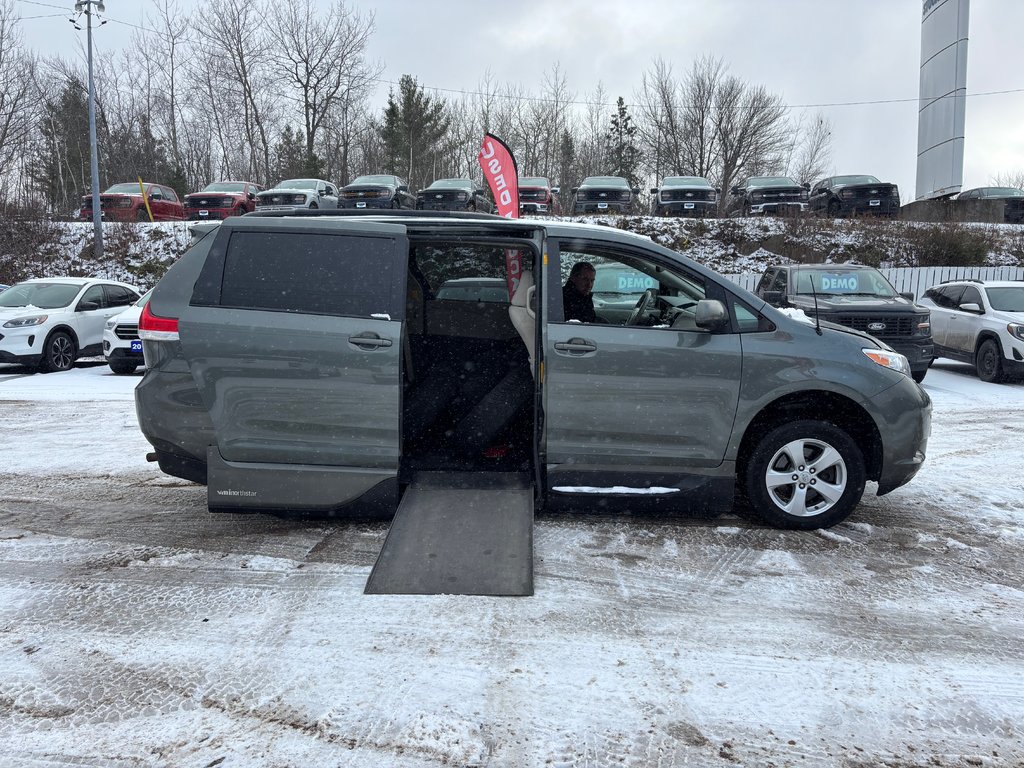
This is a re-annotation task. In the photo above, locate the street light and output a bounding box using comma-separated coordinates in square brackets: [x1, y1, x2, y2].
[72, 0, 107, 259]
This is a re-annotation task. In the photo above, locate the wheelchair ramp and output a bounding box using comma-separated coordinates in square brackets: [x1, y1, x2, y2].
[365, 473, 534, 596]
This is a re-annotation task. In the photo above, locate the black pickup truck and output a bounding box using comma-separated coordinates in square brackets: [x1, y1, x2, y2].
[754, 264, 933, 382]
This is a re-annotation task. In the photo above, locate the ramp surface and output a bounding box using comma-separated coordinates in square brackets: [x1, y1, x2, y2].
[365, 473, 533, 595]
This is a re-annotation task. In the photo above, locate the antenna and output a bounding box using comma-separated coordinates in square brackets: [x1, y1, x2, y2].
[808, 269, 823, 336]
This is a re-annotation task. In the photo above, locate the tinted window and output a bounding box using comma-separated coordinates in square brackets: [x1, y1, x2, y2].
[935, 285, 966, 308]
[959, 286, 983, 308]
[219, 232, 397, 317]
[104, 284, 138, 307]
[77, 285, 106, 309]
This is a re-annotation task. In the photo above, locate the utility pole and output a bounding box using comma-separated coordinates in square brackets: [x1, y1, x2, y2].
[72, 1, 107, 259]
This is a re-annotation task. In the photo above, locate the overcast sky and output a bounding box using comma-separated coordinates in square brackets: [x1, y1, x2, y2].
[15, 0, 1024, 200]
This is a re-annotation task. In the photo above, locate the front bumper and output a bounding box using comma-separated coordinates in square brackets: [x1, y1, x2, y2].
[520, 202, 550, 214]
[837, 199, 900, 216]
[339, 199, 394, 209]
[186, 207, 238, 220]
[748, 202, 807, 215]
[654, 200, 717, 217]
[873, 376, 932, 495]
[80, 209, 137, 222]
[254, 204, 306, 213]
[574, 201, 630, 214]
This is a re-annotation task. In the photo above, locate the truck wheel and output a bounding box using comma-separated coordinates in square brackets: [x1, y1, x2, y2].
[976, 338, 1005, 383]
[743, 420, 866, 529]
[827, 200, 841, 218]
[40, 331, 76, 373]
[136, 209, 149, 222]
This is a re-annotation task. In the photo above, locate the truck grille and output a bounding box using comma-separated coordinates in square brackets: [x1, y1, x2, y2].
[186, 197, 224, 208]
[663, 189, 712, 202]
[422, 190, 463, 202]
[578, 189, 631, 202]
[832, 315, 914, 337]
[114, 324, 139, 341]
[519, 189, 548, 200]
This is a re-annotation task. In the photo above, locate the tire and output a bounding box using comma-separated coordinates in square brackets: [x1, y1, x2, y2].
[109, 359, 139, 375]
[911, 368, 927, 383]
[975, 338, 1005, 383]
[743, 420, 866, 529]
[136, 209, 149, 222]
[827, 200, 841, 218]
[40, 331, 76, 373]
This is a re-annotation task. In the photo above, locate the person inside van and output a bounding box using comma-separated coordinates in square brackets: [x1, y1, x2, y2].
[562, 261, 598, 322]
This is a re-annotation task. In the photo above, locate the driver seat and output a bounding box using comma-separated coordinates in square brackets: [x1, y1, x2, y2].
[508, 270, 536, 377]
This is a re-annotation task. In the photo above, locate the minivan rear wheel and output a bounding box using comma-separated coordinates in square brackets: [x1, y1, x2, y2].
[743, 420, 866, 529]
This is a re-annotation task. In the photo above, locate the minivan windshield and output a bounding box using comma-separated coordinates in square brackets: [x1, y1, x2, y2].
[985, 286, 1024, 311]
[792, 268, 898, 298]
[0, 282, 82, 308]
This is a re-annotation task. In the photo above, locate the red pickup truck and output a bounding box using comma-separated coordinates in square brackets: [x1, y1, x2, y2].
[183, 181, 263, 220]
[79, 182, 185, 222]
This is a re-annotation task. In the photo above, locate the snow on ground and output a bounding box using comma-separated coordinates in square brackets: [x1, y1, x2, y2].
[1, 361, 1023, 767]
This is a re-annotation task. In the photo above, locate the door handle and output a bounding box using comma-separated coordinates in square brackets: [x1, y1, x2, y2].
[348, 333, 392, 350]
[554, 338, 597, 354]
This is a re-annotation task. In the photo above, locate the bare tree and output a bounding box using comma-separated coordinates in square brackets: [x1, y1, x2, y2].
[714, 77, 789, 202]
[0, 1, 40, 197]
[268, 0, 379, 177]
[991, 170, 1024, 190]
[787, 111, 833, 186]
[196, 0, 277, 182]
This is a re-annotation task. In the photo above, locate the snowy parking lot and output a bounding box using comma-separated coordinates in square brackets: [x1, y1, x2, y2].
[1, 361, 1023, 767]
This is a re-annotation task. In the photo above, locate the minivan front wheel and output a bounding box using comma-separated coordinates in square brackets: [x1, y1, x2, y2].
[744, 420, 865, 529]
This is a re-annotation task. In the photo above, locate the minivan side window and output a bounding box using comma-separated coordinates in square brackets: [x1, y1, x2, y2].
[218, 231, 396, 317]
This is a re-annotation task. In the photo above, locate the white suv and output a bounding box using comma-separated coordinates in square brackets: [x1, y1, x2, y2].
[920, 280, 1024, 382]
[0, 277, 141, 373]
[103, 288, 152, 374]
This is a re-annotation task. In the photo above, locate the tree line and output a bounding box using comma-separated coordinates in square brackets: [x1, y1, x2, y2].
[0, 0, 835, 217]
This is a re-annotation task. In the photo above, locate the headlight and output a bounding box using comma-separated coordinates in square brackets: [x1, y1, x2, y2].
[862, 348, 911, 376]
[456, 192, 468, 201]
[916, 314, 931, 336]
[117, 198, 133, 208]
[751, 192, 764, 202]
[291, 194, 308, 205]
[1008, 323, 1024, 341]
[708, 189, 717, 201]
[221, 198, 235, 207]
[3, 315, 49, 328]
[800, 190, 809, 201]
[840, 189, 854, 199]
[104, 317, 118, 330]
[891, 186, 900, 198]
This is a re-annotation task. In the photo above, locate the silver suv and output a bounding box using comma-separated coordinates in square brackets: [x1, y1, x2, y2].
[920, 280, 1024, 382]
[135, 212, 931, 530]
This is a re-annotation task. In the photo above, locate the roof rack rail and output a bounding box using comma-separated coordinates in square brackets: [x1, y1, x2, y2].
[938, 278, 985, 284]
[246, 208, 505, 220]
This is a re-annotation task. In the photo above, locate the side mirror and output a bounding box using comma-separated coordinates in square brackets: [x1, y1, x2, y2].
[731, 186, 742, 195]
[78, 300, 100, 312]
[248, 192, 255, 200]
[761, 290, 785, 306]
[550, 187, 560, 195]
[632, 187, 641, 194]
[398, 185, 408, 192]
[802, 182, 811, 191]
[900, 291, 915, 301]
[649, 187, 659, 194]
[695, 299, 729, 331]
[959, 302, 983, 314]
[571, 187, 578, 194]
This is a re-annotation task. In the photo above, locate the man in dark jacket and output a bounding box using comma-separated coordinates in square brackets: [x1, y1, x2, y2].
[562, 261, 598, 322]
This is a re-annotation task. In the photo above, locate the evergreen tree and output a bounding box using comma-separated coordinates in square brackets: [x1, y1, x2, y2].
[28, 78, 91, 214]
[273, 126, 308, 180]
[380, 75, 450, 189]
[604, 96, 642, 187]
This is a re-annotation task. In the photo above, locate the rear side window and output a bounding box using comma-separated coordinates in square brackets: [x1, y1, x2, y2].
[217, 231, 396, 317]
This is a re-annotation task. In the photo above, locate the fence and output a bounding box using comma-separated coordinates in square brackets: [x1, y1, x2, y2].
[723, 266, 1024, 297]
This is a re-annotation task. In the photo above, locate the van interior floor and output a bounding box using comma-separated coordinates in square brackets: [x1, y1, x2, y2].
[364, 472, 534, 596]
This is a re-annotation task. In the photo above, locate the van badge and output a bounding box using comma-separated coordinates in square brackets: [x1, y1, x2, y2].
[868, 322, 886, 331]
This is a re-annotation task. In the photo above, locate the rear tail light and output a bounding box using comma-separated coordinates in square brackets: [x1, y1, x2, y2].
[138, 303, 179, 341]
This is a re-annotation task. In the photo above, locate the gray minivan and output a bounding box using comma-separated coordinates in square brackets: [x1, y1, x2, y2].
[135, 212, 930, 532]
